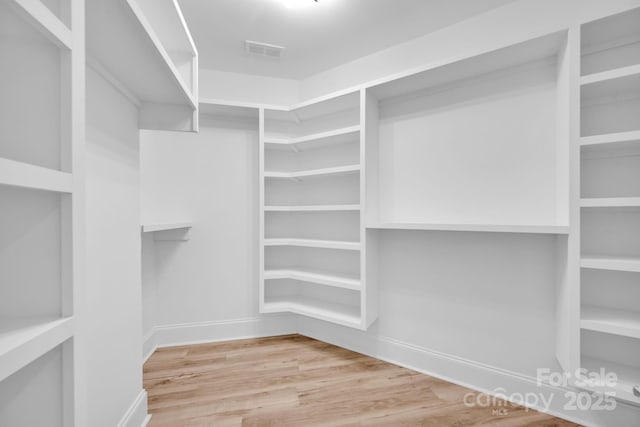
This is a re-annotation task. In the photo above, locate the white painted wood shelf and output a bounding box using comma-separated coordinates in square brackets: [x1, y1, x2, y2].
[580, 63, 640, 86]
[7, 0, 72, 49]
[264, 126, 360, 150]
[263, 296, 361, 329]
[581, 131, 640, 153]
[581, 197, 640, 208]
[0, 317, 74, 382]
[264, 204, 360, 212]
[581, 357, 640, 405]
[581, 255, 640, 272]
[86, 0, 198, 131]
[264, 238, 360, 251]
[0, 157, 73, 193]
[264, 269, 361, 291]
[367, 222, 570, 234]
[581, 305, 640, 339]
[264, 165, 360, 180]
[141, 221, 193, 233]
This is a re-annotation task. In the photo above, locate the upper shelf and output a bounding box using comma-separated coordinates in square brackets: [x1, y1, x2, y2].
[368, 31, 566, 102]
[264, 126, 360, 151]
[86, 0, 197, 130]
[367, 223, 569, 235]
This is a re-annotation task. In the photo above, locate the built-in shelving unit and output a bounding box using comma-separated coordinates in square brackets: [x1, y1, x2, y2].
[0, 0, 84, 424]
[575, 6, 640, 406]
[260, 90, 377, 330]
[86, 0, 199, 132]
[365, 31, 571, 234]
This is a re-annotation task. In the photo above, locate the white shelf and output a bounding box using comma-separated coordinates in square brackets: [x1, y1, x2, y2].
[263, 296, 361, 329]
[367, 222, 569, 234]
[581, 64, 640, 86]
[264, 269, 361, 291]
[581, 255, 640, 273]
[581, 130, 640, 150]
[264, 125, 360, 149]
[581, 197, 640, 208]
[7, 0, 72, 49]
[141, 221, 193, 233]
[581, 357, 640, 405]
[264, 165, 360, 180]
[264, 204, 360, 212]
[0, 157, 73, 193]
[581, 305, 640, 339]
[86, 0, 196, 121]
[264, 238, 360, 251]
[581, 71, 640, 106]
[0, 317, 74, 382]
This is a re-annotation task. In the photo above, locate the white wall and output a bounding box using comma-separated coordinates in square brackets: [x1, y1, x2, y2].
[85, 67, 146, 427]
[141, 115, 294, 347]
[199, 69, 299, 106]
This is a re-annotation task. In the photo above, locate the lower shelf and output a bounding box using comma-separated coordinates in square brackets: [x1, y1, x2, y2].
[581, 305, 640, 339]
[0, 316, 74, 382]
[581, 357, 640, 405]
[262, 296, 361, 329]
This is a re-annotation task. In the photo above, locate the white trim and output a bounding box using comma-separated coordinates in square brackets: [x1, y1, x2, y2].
[143, 314, 297, 360]
[117, 390, 150, 427]
[296, 318, 640, 427]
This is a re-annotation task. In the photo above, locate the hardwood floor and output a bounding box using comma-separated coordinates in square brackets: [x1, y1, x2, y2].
[143, 335, 581, 427]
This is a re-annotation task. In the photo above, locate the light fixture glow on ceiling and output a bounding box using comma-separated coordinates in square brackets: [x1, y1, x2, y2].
[279, 0, 318, 10]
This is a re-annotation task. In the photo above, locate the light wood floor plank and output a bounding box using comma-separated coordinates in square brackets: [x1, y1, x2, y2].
[144, 334, 581, 427]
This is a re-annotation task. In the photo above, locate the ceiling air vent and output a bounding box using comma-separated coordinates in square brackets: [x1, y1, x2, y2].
[245, 40, 285, 59]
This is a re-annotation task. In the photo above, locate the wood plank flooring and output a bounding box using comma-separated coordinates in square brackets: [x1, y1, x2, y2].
[143, 334, 581, 427]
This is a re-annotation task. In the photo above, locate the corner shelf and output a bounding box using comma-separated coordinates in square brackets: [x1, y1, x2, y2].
[367, 222, 569, 235]
[581, 255, 640, 273]
[264, 204, 360, 212]
[0, 157, 72, 193]
[581, 197, 640, 208]
[581, 305, 640, 339]
[264, 269, 361, 291]
[264, 238, 360, 251]
[263, 296, 361, 329]
[264, 165, 360, 180]
[581, 357, 640, 405]
[0, 317, 74, 382]
[264, 126, 360, 150]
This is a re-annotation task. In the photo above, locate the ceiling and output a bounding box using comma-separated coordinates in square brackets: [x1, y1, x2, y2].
[178, 0, 517, 80]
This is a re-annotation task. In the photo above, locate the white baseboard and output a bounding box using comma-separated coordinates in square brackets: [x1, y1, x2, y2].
[143, 314, 297, 362]
[140, 315, 640, 427]
[117, 390, 150, 427]
[297, 318, 640, 427]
